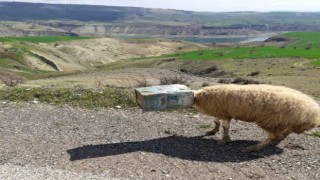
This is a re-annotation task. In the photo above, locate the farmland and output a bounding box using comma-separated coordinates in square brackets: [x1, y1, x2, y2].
[161, 32, 320, 64]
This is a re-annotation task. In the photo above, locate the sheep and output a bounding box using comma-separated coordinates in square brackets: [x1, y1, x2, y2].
[193, 84, 320, 152]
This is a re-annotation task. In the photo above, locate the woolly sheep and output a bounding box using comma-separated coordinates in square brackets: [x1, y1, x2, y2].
[193, 84, 320, 152]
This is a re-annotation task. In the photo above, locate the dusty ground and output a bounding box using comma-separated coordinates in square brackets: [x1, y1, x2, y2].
[1, 101, 319, 179]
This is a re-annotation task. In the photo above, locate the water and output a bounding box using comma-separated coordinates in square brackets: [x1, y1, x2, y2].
[118, 35, 270, 44]
[241, 36, 271, 43]
[174, 36, 270, 43]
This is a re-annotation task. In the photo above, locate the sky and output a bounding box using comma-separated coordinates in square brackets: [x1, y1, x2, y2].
[0, 0, 320, 12]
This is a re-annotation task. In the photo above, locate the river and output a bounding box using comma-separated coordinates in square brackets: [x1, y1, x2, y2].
[119, 35, 271, 44]
[174, 36, 271, 43]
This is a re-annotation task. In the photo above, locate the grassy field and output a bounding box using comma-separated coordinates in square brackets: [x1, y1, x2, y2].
[284, 32, 320, 49]
[161, 32, 320, 63]
[0, 36, 95, 43]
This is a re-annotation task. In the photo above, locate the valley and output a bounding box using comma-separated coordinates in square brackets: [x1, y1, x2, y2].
[1, 31, 320, 101]
[1, 1, 320, 179]
[0, 1, 319, 135]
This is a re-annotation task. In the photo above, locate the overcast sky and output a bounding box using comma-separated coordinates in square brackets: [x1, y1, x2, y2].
[1, 0, 320, 12]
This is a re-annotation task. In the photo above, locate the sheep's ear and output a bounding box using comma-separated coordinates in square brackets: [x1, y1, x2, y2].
[192, 90, 201, 96]
[192, 90, 202, 104]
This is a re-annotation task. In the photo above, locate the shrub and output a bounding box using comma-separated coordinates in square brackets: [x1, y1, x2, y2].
[248, 71, 260, 76]
[202, 82, 210, 87]
[232, 77, 260, 85]
[216, 52, 224, 56]
[136, 77, 149, 87]
[160, 75, 188, 86]
[218, 77, 259, 85]
[1, 74, 24, 87]
[198, 52, 204, 56]
[218, 78, 233, 84]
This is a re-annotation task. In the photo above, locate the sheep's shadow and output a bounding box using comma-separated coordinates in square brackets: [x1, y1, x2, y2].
[67, 135, 283, 162]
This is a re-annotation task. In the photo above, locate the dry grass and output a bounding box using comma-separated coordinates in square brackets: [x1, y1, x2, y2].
[1, 74, 25, 87]
[0, 87, 136, 108]
[160, 75, 189, 86]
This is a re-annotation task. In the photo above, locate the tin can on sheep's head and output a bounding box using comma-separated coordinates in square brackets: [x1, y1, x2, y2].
[135, 84, 194, 111]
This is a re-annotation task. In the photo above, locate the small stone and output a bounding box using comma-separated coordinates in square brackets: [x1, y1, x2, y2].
[115, 106, 122, 109]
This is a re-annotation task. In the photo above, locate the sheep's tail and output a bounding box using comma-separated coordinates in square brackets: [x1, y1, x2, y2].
[315, 107, 320, 128]
[317, 112, 320, 127]
[316, 102, 320, 127]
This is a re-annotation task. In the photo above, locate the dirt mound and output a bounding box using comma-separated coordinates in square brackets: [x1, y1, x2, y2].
[264, 36, 291, 42]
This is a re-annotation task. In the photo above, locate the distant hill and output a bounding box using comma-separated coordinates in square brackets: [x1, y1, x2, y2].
[0, 2, 144, 22]
[1, 2, 320, 37]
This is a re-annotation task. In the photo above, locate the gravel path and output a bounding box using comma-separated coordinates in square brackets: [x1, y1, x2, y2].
[0, 101, 320, 179]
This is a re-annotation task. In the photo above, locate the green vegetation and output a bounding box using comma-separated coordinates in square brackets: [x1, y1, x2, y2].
[312, 60, 320, 66]
[284, 32, 320, 49]
[163, 46, 320, 60]
[0, 50, 45, 75]
[0, 56, 37, 73]
[311, 131, 320, 137]
[0, 36, 95, 43]
[198, 124, 211, 129]
[0, 87, 136, 109]
[161, 32, 320, 61]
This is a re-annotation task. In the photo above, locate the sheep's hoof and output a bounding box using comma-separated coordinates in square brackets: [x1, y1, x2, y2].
[218, 137, 230, 145]
[205, 130, 218, 136]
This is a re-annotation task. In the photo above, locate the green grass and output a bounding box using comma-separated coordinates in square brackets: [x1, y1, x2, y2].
[311, 131, 320, 137]
[0, 57, 34, 72]
[284, 32, 320, 49]
[312, 59, 320, 66]
[161, 32, 320, 61]
[163, 46, 320, 60]
[198, 124, 212, 129]
[0, 87, 136, 109]
[0, 49, 41, 74]
[0, 36, 95, 43]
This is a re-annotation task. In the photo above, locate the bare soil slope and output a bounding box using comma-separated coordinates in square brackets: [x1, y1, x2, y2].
[0, 37, 204, 73]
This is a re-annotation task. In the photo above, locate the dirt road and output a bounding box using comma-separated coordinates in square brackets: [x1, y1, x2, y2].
[0, 102, 319, 179]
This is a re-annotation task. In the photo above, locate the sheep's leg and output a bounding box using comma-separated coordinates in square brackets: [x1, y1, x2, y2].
[218, 119, 231, 144]
[205, 118, 220, 136]
[241, 131, 288, 152]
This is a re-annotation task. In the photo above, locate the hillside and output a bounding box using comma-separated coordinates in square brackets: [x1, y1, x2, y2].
[0, 36, 204, 78]
[1, 2, 320, 37]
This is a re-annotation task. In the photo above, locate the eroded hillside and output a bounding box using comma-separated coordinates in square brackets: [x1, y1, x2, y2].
[0, 37, 205, 74]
